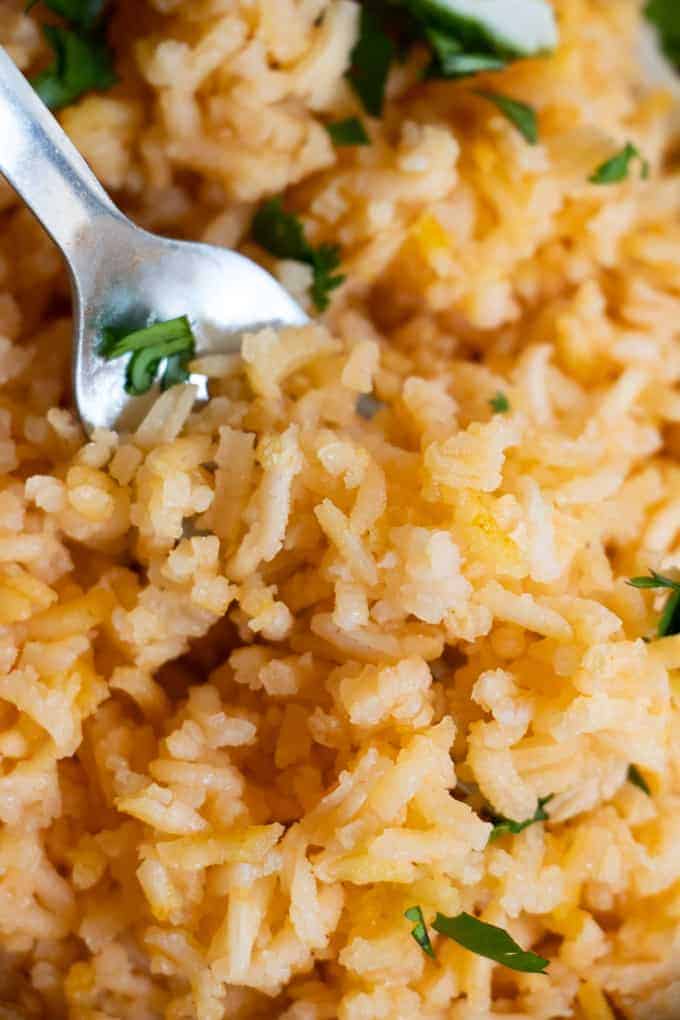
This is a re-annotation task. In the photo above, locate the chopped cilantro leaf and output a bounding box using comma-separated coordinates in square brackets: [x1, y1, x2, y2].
[347, 0, 558, 110]
[628, 570, 680, 637]
[348, 7, 395, 117]
[405, 906, 435, 957]
[627, 764, 651, 797]
[432, 50, 507, 76]
[99, 316, 195, 396]
[426, 26, 506, 77]
[27, 0, 108, 30]
[251, 198, 310, 265]
[489, 795, 554, 842]
[432, 912, 549, 973]
[309, 243, 345, 311]
[658, 588, 680, 637]
[405, 0, 558, 59]
[252, 198, 344, 311]
[475, 90, 538, 144]
[100, 317, 194, 360]
[628, 570, 680, 591]
[161, 351, 192, 391]
[589, 143, 649, 185]
[325, 117, 370, 146]
[489, 391, 510, 414]
[31, 23, 117, 111]
[126, 339, 190, 396]
[645, 0, 680, 69]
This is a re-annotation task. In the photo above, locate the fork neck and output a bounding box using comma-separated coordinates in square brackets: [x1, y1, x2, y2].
[0, 45, 125, 270]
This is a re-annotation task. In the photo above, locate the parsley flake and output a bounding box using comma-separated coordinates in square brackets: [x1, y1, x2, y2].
[325, 117, 370, 146]
[589, 143, 649, 185]
[27, 0, 108, 30]
[645, 0, 680, 69]
[405, 905, 435, 957]
[489, 391, 510, 414]
[252, 197, 344, 312]
[657, 591, 680, 636]
[628, 570, 680, 591]
[346, 0, 558, 114]
[31, 24, 117, 110]
[628, 570, 680, 637]
[489, 794, 554, 842]
[426, 27, 506, 78]
[99, 316, 195, 396]
[475, 90, 538, 144]
[347, 7, 395, 117]
[405, 906, 549, 974]
[406, 0, 558, 60]
[432, 912, 549, 974]
[627, 764, 651, 797]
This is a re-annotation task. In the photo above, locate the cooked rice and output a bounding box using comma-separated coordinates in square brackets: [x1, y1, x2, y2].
[1, 0, 680, 1017]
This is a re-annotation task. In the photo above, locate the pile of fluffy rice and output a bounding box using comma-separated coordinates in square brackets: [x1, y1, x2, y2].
[0, 0, 679, 1017]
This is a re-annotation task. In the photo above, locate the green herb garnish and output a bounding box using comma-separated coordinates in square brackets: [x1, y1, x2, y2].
[475, 90, 538, 144]
[407, 0, 558, 60]
[657, 590, 680, 636]
[628, 570, 680, 637]
[405, 905, 435, 957]
[31, 24, 116, 110]
[252, 197, 344, 312]
[325, 117, 370, 146]
[424, 25, 506, 77]
[627, 570, 680, 591]
[489, 794, 554, 841]
[432, 912, 549, 973]
[405, 907, 549, 974]
[28, 0, 115, 111]
[346, 0, 558, 114]
[160, 351, 193, 391]
[489, 391, 510, 414]
[645, 0, 680, 69]
[27, 0, 108, 30]
[99, 316, 195, 396]
[627, 764, 651, 797]
[348, 7, 395, 117]
[589, 143, 649, 185]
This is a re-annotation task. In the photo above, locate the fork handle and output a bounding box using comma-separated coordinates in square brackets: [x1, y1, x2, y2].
[0, 45, 122, 266]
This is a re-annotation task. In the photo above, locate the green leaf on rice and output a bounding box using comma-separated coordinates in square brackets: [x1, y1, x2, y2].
[628, 570, 680, 591]
[405, 0, 559, 59]
[627, 764, 652, 797]
[432, 912, 549, 973]
[27, 0, 116, 111]
[425, 26, 506, 77]
[406, 906, 549, 974]
[489, 391, 511, 413]
[31, 23, 117, 110]
[627, 571, 680, 637]
[488, 794, 554, 841]
[252, 197, 345, 311]
[325, 117, 370, 146]
[589, 143, 649, 185]
[405, 905, 435, 957]
[346, 0, 559, 113]
[645, 0, 680, 70]
[657, 588, 680, 637]
[475, 90, 539, 144]
[27, 0, 108, 30]
[347, 7, 395, 117]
